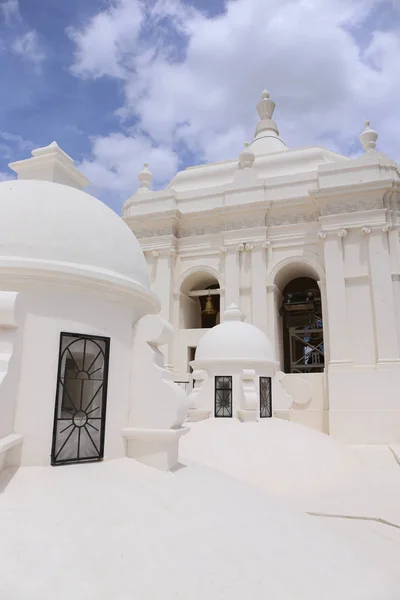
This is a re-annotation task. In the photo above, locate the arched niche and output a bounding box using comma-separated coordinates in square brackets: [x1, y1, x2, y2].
[179, 270, 221, 330]
[270, 259, 326, 373]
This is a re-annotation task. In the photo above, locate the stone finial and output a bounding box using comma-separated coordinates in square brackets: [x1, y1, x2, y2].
[137, 162, 152, 193]
[254, 89, 280, 141]
[360, 121, 378, 152]
[238, 142, 255, 169]
[224, 303, 243, 322]
[256, 89, 275, 121]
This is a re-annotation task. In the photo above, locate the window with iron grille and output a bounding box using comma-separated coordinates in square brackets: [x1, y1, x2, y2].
[51, 332, 110, 466]
[214, 376, 232, 418]
[260, 376, 272, 418]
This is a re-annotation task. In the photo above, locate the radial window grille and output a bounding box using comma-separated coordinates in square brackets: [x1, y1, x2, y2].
[260, 376, 272, 418]
[51, 332, 110, 466]
[214, 376, 233, 418]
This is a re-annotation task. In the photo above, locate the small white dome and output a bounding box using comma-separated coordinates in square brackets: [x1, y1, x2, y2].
[195, 304, 275, 363]
[0, 180, 155, 305]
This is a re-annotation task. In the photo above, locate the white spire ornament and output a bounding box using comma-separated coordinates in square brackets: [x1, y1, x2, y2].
[256, 89, 276, 121]
[137, 162, 152, 193]
[250, 89, 287, 156]
[360, 121, 378, 152]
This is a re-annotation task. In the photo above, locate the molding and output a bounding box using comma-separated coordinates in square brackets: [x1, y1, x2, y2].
[0, 433, 23, 454]
[319, 208, 388, 231]
[345, 274, 370, 283]
[0, 259, 160, 314]
[267, 211, 319, 227]
[310, 178, 396, 200]
[121, 427, 189, 442]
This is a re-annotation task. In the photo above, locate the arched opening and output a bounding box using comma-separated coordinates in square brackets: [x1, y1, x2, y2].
[179, 271, 221, 330]
[279, 277, 324, 373]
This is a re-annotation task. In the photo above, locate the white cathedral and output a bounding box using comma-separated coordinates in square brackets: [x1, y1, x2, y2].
[0, 90, 400, 599]
[124, 90, 400, 445]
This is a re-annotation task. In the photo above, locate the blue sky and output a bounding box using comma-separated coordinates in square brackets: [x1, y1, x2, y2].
[0, 0, 399, 213]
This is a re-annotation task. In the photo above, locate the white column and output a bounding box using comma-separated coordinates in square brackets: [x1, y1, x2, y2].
[364, 226, 400, 365]
[224, 245, 241, 308]
[250, 242, 268, 333]
[320, 229, 351, 365]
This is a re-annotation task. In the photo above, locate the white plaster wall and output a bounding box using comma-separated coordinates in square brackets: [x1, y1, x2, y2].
[346, 278, 376, 365]
[13, 289, 137, 466]
[328, 368, 400, 443]
[191, 361, 275, 418]
[0, 328, 23, 440]
[283, 373, 327, 433]
[175, 328, 209, 380]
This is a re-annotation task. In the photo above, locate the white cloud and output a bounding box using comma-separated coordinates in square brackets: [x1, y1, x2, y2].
[68, 0, 144, 79]
[0, 0, 20, 23]
[69, 0, 400, 205]
[0, 131, 34, 163]
[79, 132, 179, 207]
[12, 30, 46, 67]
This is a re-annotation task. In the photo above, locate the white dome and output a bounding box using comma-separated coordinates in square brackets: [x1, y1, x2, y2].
[0, 459, 398, 599]
[0, 180, 156, 305]
[195, 304, 275, 363]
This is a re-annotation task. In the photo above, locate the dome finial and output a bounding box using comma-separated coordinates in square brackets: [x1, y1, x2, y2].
[238, 141, 255, 169]
[360, 121, 378, 152]
[250, 88, 287, 155]
[137, 162, 152, 193]
[224, 303, 243, 322]
[256, 89, 275, 121]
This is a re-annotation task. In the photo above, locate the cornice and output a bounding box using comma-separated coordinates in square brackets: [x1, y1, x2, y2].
[319, 208, 388, 231]
[310, 178, 396, 201]
[0, 258, 160, 314]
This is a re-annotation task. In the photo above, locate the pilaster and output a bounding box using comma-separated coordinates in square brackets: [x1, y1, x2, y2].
[224, 244, 242, 308]
[363, 225, 400, 366]
[250, 241, 270, 334]
[318, 229, 351, 366]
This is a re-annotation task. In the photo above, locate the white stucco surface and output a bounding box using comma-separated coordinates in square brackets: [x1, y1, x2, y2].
[195, 305, 275, 364]
[123, 90, 400, 444]
[180, 418, 400, 525]
[0, 179, 150, 291]
[0, 458, 399, 599]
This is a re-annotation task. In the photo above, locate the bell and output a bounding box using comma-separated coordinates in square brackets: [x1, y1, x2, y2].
[202, 293, 217, 316]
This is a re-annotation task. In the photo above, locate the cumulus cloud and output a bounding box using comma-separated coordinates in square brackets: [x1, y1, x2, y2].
[79, 132, 179, 210]
[68, 0, 400, 204]
[12, 30, 46, 67]
[0, 0, 20, 23]
[0, 131, 34, 164]
[68, 0, 144, 79]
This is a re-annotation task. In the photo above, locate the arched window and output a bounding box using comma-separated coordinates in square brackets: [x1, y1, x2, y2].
[280, 277, 324, 374]
[179, 271, 220, 329]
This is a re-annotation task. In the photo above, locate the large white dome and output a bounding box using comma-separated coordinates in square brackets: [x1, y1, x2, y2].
[0, 180, 156, 306]
[195, 304, 275, 363]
